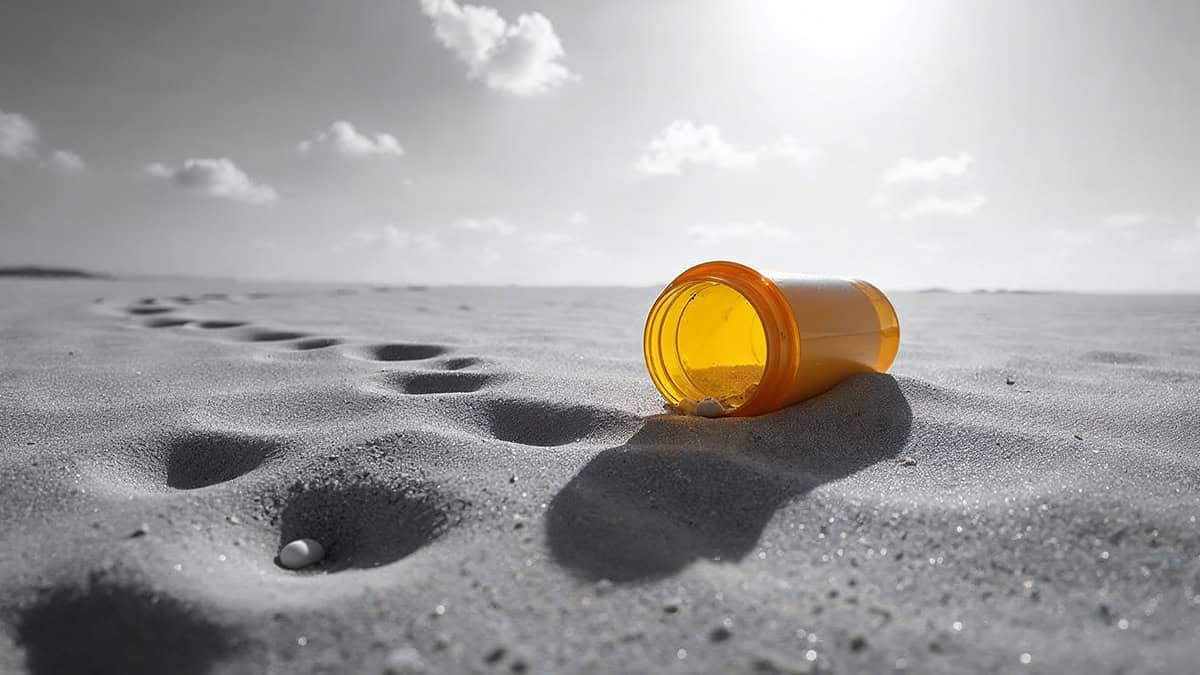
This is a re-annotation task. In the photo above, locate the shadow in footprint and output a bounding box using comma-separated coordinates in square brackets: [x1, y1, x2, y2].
[488, 399, 630, 447]
[194, 320, 246, 329]
[545, 374, 912, 582]
[166, 432, 281, 489]
[273, 480, 460, 572]
[442, 357, 481, 370]
[236, 328, 309, 342]
[289, 337, 342, 351]
[377, 371, 497, 394]
[358, 343, 448, 361]
[143, 317, 191, 328]
[126, 306, 173, 316]
[16, 582, 239, 675]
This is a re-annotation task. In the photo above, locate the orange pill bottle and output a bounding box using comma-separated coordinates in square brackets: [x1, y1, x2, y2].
[644, 261, 900, 417]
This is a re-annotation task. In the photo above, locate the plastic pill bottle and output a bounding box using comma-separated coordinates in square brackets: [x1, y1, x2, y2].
[644, 260, 900, 417]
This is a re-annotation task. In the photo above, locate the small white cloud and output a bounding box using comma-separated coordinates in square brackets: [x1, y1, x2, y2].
[419, 0, 576, 96]
[687, 221, 792, 242]
[452, 217, 517, 235]
[1, 111, 88, 174]
[882, 153, 974, 184]
[566, 210, 588, 226]
[771, 136, 822, 164]
[145, 158, 277, 205]
[47, 149, 86, 174]
[898, 194, 986, 219]
[298, 121, 404, 158]
[348, 225, 441, 251]
[635, 121, 758, 175]
[0, 110, 38, 159]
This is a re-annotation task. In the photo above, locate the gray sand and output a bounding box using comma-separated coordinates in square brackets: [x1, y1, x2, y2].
[1, 280, 1198, 674]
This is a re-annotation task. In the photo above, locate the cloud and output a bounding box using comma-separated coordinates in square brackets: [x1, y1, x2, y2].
[687, 221, 792, 242]
[898, 194, 986, 219]
[452, 217, 517, 235]
[419, 0, 576, 96]
[47, 149, 86, 174]
[346, 225, 440, 251]
[634, 121, 758, 175]
[882, 153, 974, 184]
[298, 121, 404, 158]
[566, 210, 588, 226]
[634, 122, 820, 176]
[0, 110, 38, 159]
[145, 158, 277, 205]
[1, 110, 87, 173]
[771, 136, 822, 165]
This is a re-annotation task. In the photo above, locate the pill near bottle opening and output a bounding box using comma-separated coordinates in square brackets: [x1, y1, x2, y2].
[693, 398, 727, 418]
[279, 538, 325, 569]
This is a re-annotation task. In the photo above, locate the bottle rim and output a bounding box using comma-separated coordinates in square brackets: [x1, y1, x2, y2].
[644, 260, 799, 416]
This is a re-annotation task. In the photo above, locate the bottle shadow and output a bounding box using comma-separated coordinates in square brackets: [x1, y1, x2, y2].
[545, 373, 913, 583]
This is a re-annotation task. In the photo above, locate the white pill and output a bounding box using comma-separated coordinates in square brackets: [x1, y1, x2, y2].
[279, 538, 325, 569]
[693, 398, 726, 418]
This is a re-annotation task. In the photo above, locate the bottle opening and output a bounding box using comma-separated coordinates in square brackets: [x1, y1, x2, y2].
[647, 278, 768, 412]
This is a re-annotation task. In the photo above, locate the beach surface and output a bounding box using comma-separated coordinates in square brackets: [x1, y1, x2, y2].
[1, 279, 1198, 674]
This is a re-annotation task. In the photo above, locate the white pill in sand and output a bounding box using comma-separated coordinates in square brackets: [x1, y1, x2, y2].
[279, 538, 325, 569]
[693, 398, 726, 418]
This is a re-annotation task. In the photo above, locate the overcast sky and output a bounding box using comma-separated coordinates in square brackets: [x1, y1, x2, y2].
[2, 0, 1198, 289]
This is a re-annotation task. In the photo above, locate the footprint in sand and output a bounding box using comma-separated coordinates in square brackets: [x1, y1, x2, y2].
[353, 343, 449, 362]
[143, 317, 192, 329]
[372, 370, 500, 395]
[265, 477, 464, 573]
[486, 399, 633, 447]
[192, 320, 246, 329]
[124, 305, 175, 316]
[288, 337, 342, 351]
[232, 328, 311, 343]
[161, 431, 285, 490]
[16, 582, 242, 675]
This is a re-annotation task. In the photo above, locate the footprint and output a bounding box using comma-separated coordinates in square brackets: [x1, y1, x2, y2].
[165, 431, 281, 489]
[357, 343, 448, 362]
[126, 306, 174, 316]
[269, 478, 462, 572]
[16, 582, 240, 675]
[143, 317, 191, 329]
[194, 320, 246, 329]
[235, 328, 309, 343]
[289, 337, 342, 351]
[486, 400, 628, 447]
[441, 357, 481, 371]
[377, 371, 497, 395]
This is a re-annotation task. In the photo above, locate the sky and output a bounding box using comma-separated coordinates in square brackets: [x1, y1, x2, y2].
[1, 0, 1199, 290]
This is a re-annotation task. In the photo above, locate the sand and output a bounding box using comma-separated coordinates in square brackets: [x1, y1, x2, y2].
[1, 278, 1198, 674]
